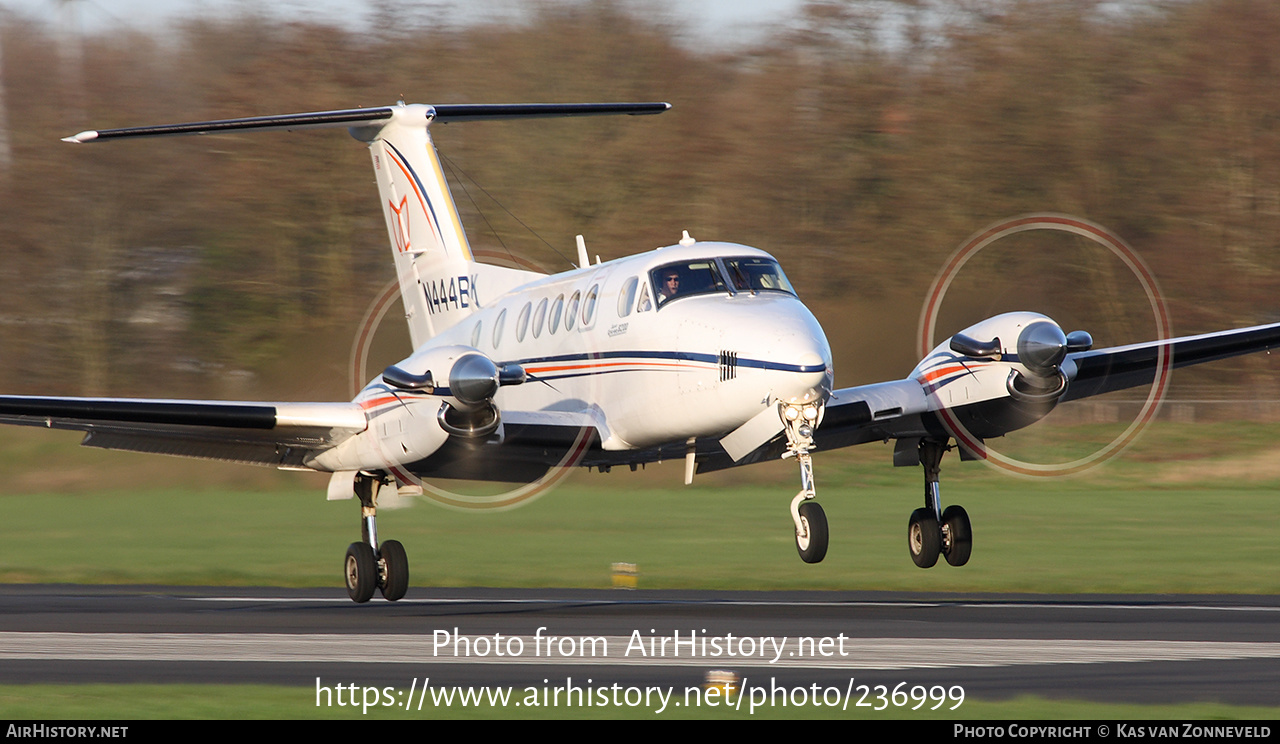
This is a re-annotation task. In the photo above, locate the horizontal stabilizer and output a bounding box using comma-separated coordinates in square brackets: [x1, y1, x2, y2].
[62, 102, 670, 143]
[429, 102, 670, 122]
[62, 108, 396, 143]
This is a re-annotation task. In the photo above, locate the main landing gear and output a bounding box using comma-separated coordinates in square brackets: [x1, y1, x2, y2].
[345, 473, 410, 603]
[782, 402, 828, 563]
[908, 439, 972, 568]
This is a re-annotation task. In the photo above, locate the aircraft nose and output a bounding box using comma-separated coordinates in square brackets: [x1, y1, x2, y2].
[785, 345, 833, 404]
[742, 300, 833, 405]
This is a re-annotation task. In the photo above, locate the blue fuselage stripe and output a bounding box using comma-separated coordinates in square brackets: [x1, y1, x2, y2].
[362, 352, 824, 398]
[512, 350, 825, 374]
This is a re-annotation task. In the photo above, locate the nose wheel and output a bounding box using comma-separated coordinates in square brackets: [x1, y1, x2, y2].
[345, 473, 411, 602]
[794, 498, 828, 563]
[908, 439, 972, 568]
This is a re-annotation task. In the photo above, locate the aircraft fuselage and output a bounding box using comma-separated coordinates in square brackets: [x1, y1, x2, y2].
[342, 241, 834, 475]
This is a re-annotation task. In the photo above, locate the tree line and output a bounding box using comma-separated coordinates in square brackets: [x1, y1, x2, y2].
[0, 0, 1276, 398]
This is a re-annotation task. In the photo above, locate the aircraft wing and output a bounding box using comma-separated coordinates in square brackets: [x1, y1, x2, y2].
[1061, 321, 1280, 401]
[0, 396, 366, 469]
[706, 320, 1280, 473]
[812, 379, 934, 449]
[810, 322, 1280, 447]
[699, 380, 934, 473]
[402, 407, 606, 482]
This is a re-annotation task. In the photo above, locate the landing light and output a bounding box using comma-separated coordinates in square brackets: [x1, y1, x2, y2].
[784, 406, 800, 421]
[803, 405, 819, 421]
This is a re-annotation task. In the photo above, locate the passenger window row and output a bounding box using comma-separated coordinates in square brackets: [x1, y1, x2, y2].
[471, 281, 616, 350]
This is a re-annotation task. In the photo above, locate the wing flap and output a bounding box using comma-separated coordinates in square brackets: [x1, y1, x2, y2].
[498, 408, 610, 449]
[80, 430, 313, 468]
[397, 408, 603, 482]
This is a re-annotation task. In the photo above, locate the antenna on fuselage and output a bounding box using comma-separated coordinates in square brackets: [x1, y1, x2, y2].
[575, 234, 589, 270]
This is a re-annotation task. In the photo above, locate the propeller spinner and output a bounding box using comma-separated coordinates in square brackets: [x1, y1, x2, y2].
[1007, 321, 1092, 402]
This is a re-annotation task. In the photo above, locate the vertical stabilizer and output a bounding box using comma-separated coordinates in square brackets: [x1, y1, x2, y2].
[356, 105, 475, 347]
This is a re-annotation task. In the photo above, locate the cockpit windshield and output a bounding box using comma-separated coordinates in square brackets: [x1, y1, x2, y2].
[722, 257, 796, 295]
[649, 256, 796, 308]
[651, 260, 729, 307]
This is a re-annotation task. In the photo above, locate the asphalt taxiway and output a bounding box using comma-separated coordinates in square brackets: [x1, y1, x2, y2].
[1, 586, 1277, 706]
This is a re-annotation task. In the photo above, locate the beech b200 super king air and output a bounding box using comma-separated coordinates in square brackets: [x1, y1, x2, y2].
[6, 102, 1279, 602]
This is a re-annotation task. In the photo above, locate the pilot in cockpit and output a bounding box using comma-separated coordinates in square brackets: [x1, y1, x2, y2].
[658, 268, 681, 302]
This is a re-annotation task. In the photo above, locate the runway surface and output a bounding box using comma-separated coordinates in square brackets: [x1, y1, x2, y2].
[2, 585, 1278, 707]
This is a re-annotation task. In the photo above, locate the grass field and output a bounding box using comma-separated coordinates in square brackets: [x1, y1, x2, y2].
[3, 477, 1279, 593]
[2, 422, 1279, 592]
[1, 421, 1278, 718]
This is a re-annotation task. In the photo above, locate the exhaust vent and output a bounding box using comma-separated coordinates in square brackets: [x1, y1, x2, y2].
[719, 350, 738, 381]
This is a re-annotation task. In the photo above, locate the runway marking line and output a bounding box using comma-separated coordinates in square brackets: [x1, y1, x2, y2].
[4, 633, 1280, 670]
[178, 596, 1280, 613]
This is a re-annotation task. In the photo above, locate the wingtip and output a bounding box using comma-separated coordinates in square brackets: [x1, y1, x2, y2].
[61, 130, 98, 144]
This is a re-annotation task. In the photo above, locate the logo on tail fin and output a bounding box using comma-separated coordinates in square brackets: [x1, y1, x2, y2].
[384, 142, 445, 256]
[388, 195, 411, 253]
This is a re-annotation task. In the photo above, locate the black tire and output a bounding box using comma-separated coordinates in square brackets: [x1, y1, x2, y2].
[379, 539, 410, 601]
[908, 508, 940, 568]
[795, 501, 829, 564]
[345, 542, 377, 603]
[941, 505, 972, 567]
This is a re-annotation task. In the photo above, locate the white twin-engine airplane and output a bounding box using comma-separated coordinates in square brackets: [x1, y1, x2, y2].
[6, 101, 1280, 602]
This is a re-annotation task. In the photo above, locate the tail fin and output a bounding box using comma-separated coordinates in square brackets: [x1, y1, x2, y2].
[361, 105, 475, 346]
[64, 101, 670, 347]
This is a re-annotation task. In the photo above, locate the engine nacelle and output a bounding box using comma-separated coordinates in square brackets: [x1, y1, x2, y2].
[307, 345, 525, 472]
[411, 346, 524, 438]
[940, 313, 1091, 404]
[306, 397, 450, 472]
[387, 345, 523, 408]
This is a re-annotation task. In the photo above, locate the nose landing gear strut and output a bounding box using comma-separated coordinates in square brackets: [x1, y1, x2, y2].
[782, 402, 828, 563]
